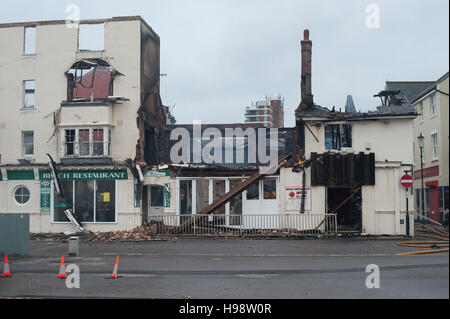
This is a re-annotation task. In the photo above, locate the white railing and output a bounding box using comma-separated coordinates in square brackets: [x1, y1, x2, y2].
[145, 213, 337, 236]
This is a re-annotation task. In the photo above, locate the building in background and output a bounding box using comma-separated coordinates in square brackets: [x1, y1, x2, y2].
[244, 96, 284, 128]
[410, 73, 449, 225]
[383, 73, 449, 225]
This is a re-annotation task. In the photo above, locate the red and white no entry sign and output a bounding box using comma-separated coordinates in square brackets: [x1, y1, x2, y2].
[400, 174, 414, 188]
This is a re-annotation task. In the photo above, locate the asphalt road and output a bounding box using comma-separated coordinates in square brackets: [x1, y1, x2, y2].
[0, 238, 448, 299]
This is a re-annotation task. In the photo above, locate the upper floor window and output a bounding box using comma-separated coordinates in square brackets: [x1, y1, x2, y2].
[431, 94, 437, 117]
[22, 131, 34, 156]
[418, 102, 424, 121]
[78, 24, 104, 51]
[325, 124, 352, 150]
[431, 132, 438, 160]
[23, 80, 35, 108]
[24, 27, 36, 55]
[63, 127, 111, 157]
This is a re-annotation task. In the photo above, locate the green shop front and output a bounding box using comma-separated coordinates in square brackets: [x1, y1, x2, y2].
[39, 168, 129, 227]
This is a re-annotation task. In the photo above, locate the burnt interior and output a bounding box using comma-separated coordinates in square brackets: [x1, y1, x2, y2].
[327, 187, 362, 231]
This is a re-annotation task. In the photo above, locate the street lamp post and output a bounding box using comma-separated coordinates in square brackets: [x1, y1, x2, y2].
[418, 133, 425, 222]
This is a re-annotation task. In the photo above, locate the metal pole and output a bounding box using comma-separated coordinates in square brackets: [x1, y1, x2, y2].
[406, 187, 410, 236]
[420, 147, 425, 223]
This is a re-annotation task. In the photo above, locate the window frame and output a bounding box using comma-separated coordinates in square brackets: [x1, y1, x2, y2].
[430, 94, 437, 118]
[24, 26, 36, 55]
[51, 179, 117, 224]
[418, 102, 424, 122]
[22, 131, 34, 156]
[62, 127, 111, 158]
[325, 123, 352, 151]
[23, 80, 35, 108]
[431, 131, 438, 161]
[13, 185, 31, 205]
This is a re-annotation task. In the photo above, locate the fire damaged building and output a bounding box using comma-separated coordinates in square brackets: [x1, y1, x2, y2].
[0, 16, 171, 233]
[138, 29, 417, 236]
[1, 20, 417, 236]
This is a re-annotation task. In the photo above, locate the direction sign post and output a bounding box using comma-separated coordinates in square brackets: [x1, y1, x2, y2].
[401, 174, 414, 236]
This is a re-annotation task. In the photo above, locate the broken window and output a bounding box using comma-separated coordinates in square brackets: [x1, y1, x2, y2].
[212, 180, 226, 225]
[92, 129, 104, 155]
[65, 129, 76, 155]
[246, 181, 259, 200]
[150, 185, 164, 207]
[78, 24, 104, 51]
[79, 129, 90, 156]
[229, 179, 243, 226]
[63, 128, 110, 157]
[263, 178, 277, 199]
[196, 179, 209, 213]
[66, 59, 115, 102]
[179, 180, 192, 223]
[24, 27, 36, 54]
[53, 179, 116, 223]
[75, 180, 95, 222]
[325, 124, 352, 150]
[23, 80, 35, 107]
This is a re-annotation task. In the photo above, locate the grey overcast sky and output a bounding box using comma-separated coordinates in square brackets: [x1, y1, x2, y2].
[1, 0, 449, 126]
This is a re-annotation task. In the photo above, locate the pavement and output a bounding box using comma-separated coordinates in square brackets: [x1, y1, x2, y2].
[0, 237, 448, 299]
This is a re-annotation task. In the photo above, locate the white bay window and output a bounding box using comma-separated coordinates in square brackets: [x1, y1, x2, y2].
[61, 127, 111, 157]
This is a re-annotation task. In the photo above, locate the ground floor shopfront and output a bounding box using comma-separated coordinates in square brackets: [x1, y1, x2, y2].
[0, 165, 140, 233]
[414, 165, 449, 225]
[140, 162, 414, 236]
[0, 162, 416, 235]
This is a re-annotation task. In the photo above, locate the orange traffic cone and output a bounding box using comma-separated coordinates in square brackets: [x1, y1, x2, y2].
[111, 256, 119, 279]
[58, 256, 66, 279]
[3, 254, 11, 277]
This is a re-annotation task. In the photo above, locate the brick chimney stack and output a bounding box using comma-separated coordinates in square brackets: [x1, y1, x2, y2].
[294, 29, 313, 163]
[298, 29, 313, 111]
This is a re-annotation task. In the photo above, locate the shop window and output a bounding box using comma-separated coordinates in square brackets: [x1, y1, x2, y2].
[213, 180, 226, 224]
[54, 181, 73, 222]
[13, 186, 30, 205]
[22, 131, 34, 156]
[53, 180, 116, 223]
[75, 180, 94, 222]
[229, 179, 243, 226]
[179, 180, 192, 220]
[246, 181, 259, 200]
[150, 185, 164, 207]
[195, 180, 209, 213]
[325, 124, 352, 150]
[263, 178, 277, 199]
[96, 180, 115, 222]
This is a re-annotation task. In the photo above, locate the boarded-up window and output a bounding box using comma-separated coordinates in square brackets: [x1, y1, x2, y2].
[24, 27, 36, 54]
